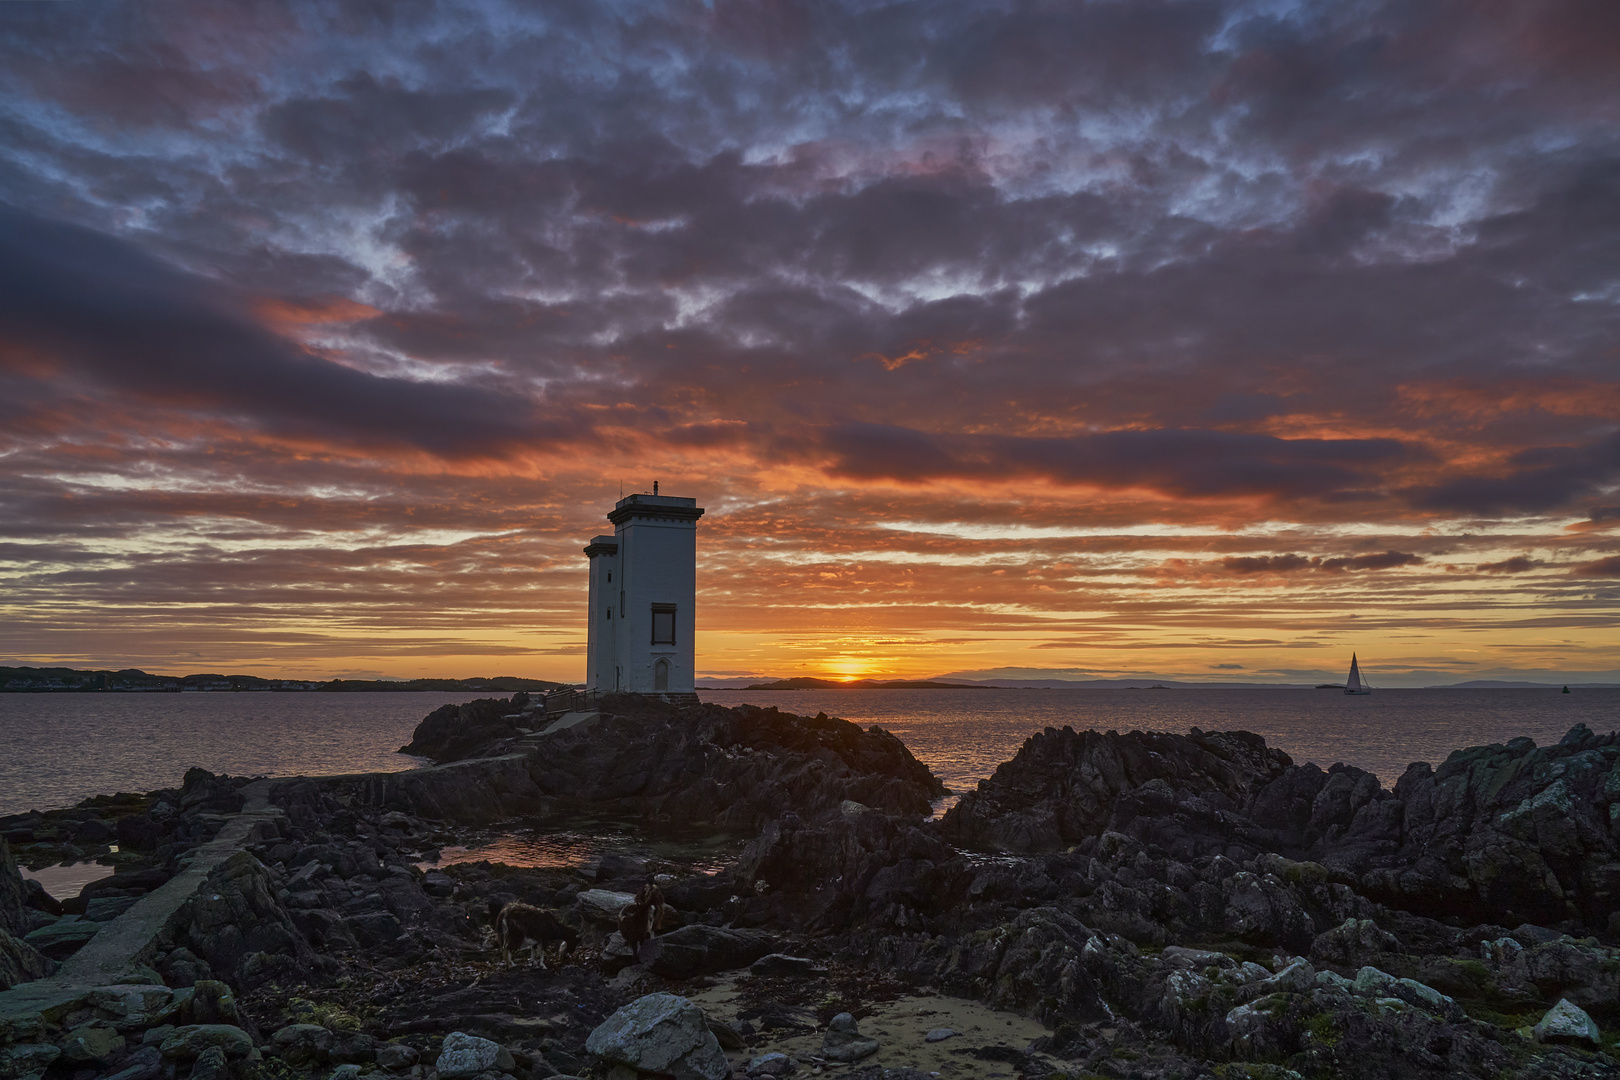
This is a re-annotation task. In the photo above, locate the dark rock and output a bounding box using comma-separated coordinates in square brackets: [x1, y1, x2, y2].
[157, 946, 215, 988]
[820, 1012, 878, 1063]
[399, 698, 529, 763]
[158, 1025, 254, 1061]
[178, 770, 246, 815]
[375, 1044, 419, 1071]
[160, 851, 315, 990]
[748, 953, 819, 977]
[187, 1046, 229, 1080]
[378, 698, 943, 828]
[185, 981, 240, 1026]
[60, 1022, 125, 1066]
[940, 726, 1292, 854]
[100, 1046, 162, 1080]
[24, 914, 101, 959]
[0, 926, 54, 989]
[0, 838, 41, 944]
[641, 925, 779, 979]
[86, 896, 139, 922]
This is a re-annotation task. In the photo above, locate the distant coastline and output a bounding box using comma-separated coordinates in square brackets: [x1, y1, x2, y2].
[744, 676, 991, 690]
[0, 664, 564, 694]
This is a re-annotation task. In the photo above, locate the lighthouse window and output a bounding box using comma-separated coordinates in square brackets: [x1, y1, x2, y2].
[651, 603, 677, 644]
[606, 607, 612, 619]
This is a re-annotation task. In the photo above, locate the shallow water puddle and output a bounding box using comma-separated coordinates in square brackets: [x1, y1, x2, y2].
[418, 823, 744, 875]
[21, 859, 117, 901]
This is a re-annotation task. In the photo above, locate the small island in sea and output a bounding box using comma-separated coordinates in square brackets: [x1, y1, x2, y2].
[3, 690, 1619, 1079]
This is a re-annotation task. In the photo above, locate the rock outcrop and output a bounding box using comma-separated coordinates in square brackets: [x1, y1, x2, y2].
[940, 721, 1620, 936]
[940, 726, 1293, 854]
[365, 697, 945, 828]
[398, 697, 527, 763]
[0, 839, 53, 989]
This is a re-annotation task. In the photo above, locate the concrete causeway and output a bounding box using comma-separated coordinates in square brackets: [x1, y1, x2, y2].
[0, 779, 281, 1027]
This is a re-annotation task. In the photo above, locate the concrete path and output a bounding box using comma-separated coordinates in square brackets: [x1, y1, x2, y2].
[0, 780, 281, 1026]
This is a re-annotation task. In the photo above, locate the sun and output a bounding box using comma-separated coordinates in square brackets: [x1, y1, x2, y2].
[824, 657, 881, 681]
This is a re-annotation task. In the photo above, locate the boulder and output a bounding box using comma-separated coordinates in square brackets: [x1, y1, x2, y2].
[750, 953, 819, 977]
[585, 993, 729, 1080]
[576, 889, 637, 925]
[820, 1012, 879, 1063]
[159, 1025, 255, 1061]
[375, 1044, 419, 1071]
[0, 1044, 60, 1079]
[60, 1022, 125, 1066]
[435, 1032, 514, 1078]
[86, 896, 139, 922]
[747, 1052, 797, 1076]
[1253, 959, 1315, 997]
[272, 1024, 335, 1067]
[1310, 918, 1398, 966]
[1533, 998, 1602, 1046]
[642, 925, 778, 979]
[23, 914, 100, 958]
[1162, 946, 1231, 969]
[88, 984, 175, 1029]
[186, 980, 240, 1026]
[271, 1023, 377, 1066]
[190, 1046, 230, 1080]
[100, 1046, 161, 1080]
[0, 927, 53, 989]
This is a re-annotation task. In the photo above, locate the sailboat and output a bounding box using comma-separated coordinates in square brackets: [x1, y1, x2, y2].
[1344, 653, 1373, 695]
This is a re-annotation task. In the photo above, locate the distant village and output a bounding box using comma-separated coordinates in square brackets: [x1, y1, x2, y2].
[0, 665, 562, 694]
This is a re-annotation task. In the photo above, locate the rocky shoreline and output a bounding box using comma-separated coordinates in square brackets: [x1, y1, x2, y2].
[2, 697, 1618, 1080]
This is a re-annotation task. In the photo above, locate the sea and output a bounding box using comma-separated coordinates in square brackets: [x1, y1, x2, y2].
[3, 686, 1615, 894]
[3, 686, 1613, 818]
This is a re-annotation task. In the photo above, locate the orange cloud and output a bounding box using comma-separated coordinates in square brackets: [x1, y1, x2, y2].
[254, 295, 382, 327]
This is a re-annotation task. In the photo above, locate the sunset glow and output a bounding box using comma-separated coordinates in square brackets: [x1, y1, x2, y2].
[2, 1, 1619, 686]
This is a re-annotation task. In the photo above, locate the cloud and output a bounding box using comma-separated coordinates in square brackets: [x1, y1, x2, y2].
[2, 0, 1620, 681]
[820, 423, 1418, 503]
[0, 202, 563, 458]
[1214, 551, 1424, 575]
[1479, 556, 1539, 573]
[1572, 556, 1620, 578]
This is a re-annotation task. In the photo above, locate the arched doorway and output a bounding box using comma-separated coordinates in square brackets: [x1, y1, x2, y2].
[654, 658, 670, 691]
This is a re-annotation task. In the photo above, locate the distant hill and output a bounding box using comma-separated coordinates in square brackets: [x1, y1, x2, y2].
[745, 677, 988, 690]
[0, 665, 565, 693]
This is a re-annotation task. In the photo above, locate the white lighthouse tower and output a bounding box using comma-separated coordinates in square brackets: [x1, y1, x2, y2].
[584, 486, 703, 701]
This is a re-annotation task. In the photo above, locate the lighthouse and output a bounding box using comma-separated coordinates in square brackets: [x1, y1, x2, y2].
[584, 487, 704, 701]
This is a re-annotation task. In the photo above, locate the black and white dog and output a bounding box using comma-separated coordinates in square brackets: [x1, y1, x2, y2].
[489, 900, 579, 970]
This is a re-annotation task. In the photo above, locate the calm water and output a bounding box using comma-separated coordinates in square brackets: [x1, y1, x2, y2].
[0, 692, 453, 816]
[3, 687, 1616, 821]
[703, 687, 1620, 796]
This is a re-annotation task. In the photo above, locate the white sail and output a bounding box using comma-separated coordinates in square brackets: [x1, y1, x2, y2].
[1344, 653, 1372, 695]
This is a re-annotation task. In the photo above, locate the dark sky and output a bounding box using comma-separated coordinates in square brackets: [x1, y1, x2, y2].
[2, 0, 1619, 684]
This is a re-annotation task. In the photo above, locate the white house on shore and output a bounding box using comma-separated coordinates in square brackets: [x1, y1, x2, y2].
[584, 487, 704, 701]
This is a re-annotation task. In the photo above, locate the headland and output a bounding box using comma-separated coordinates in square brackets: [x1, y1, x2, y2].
[2, 696, 1618, 1080]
